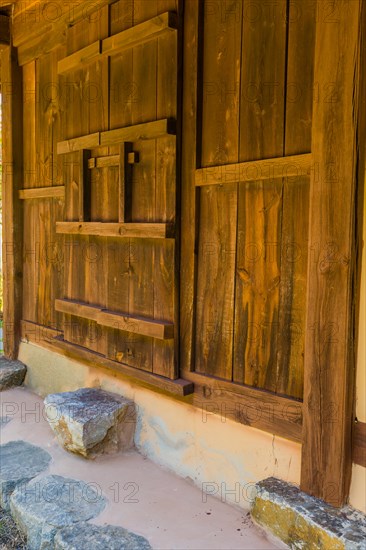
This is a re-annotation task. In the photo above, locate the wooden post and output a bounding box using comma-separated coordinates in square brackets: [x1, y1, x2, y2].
[1, 40, 24, 359]
[301, 0, 366, 506]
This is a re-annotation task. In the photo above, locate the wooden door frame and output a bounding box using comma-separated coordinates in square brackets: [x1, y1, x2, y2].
[181, 0, 366, 507]
[0, 14, 23, 359]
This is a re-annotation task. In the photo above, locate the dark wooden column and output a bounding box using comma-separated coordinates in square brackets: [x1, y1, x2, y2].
[301, 0, 366, 506]
[1, 17, 24, 359]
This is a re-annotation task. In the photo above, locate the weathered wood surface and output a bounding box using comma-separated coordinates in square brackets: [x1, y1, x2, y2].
[300, 0, 364, 507]
[19, 186, 65, 200]
[353, 421, 366, 468]
[1, 45, 23, 358]
[56, 222, 173, 239]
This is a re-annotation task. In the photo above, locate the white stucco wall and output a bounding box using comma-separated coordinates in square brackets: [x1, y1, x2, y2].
[18, 340, 301, 511]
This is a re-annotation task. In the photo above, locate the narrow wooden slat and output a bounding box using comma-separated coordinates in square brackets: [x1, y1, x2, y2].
[119, 142, 133, 222]
[100, 118, 175, 146]
[79, 150, 91, 222]
[195, 154, 313, 187]
[0, 14, 10, 47]
[88, 155, 120, 168]
[20, 321, 193, 397]
[19, 186, 65, 200]
[55, 299, 174, 340]
[57, 133, 99, 154]
[56, 222, 173, 239]
[57, 40, 101, 74]
[181, 370, 303, 443]
[353, 421, 366, 467]
[102, 12, 177, 57]
[98, 310, 174, 340]
[55, 299, 100, 322]
[301, 0, 364, 507]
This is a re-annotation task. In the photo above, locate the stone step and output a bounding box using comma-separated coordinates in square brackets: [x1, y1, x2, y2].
[0, 440, 52, 510]
[10, 474, 107, 550]
[54, 522, 152, 550]
[44, 388, 136, 458]
[0, 357, 27, 391]
[251, 477, 366, 550]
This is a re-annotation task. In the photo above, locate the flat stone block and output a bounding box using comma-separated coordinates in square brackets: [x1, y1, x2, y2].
[44, 388, 136, 458]
[251, 477, 366, 550]
[0, 440, 52, 511]
[54, 522, 152, 550]
[10, 474, 107, 550]
[0, 357, 27, 391]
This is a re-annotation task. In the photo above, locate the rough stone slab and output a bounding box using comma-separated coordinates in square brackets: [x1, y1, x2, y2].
[0, 357, 27, 391]
[54, 522, 152, 550]
[44, 388, 136, 458]
[10, 474, 107, 550]
[251, 477, 366, 550]
[0, 440, 52, 511]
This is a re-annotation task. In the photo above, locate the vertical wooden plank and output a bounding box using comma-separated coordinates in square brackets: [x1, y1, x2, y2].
[79, 150, 91, 222]
[118, 142, 134, 223]
[301, 0, 364, 506]
[180, 0, 200, 374]
[276, 0, 316, 399]
[233, 0, 287, 390]
[1, 44, 23, 358]
[195, 0, 241, 380]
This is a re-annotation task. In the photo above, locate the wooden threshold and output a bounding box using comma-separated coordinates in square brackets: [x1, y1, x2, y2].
[55, 222, 174, 239]
[195, 153, 313, 187]
[19, 186, 65, 200]
[20, 321, 193, 397]
[353, 421, 366, 467]
[181, 370, 303, 443]
[55, 299, 175, 340]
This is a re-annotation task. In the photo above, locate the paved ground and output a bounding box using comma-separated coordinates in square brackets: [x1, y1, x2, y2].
[0, 387, 282, 549]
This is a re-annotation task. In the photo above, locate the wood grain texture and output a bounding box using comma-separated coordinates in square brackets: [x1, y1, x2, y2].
[300, 0, 364, 507]
[353, 421, 366, 467]
[19, 186, 65, 200]
[56, 222, 173, 238]
[57, 41, 101, 74]
[1, 46, 23, 358]
[100, 118, 175, 146]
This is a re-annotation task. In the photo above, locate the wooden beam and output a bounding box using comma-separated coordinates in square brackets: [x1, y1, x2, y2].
[195, 153, 313, 187]
[56, 222, 173, 239]
[19, 186, 65, 200]
[21, 320, 63, 343]
[55, 299, 100, 322]
[100, 119, 176, 146]
[20, 321, 193, 398]
[353, 421, 366, 467]
[1, 45, 23, 359]
[57, 40, 101, 75]
[57, 133, 99, 155]
[0, 14, 10, 48]
[181, 370, 302, 443]
[88, 155, 120, 169]
[102, 12, 177, 57]
[300, 0, 365, 507]
[98, 310, 174, 340]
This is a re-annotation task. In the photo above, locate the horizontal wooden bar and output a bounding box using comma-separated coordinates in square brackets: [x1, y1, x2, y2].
[55, 299, 174, 341]
[102, 12, 177, 57]
[56, 222, 173, 239]
[195, 153, 313, 187]
[99, 310, 174, 340]
[55, 299, 100, 322]
[88, 155, 120, 169]
[353, 421, 366, 467]
[100, 119, 176, 146]
[57, 40, 101, 75]
[20, 320, 193, 397]
[19, 186, 65, 200]
[57, 133, 100, 154]
[181, 370, 303, 443]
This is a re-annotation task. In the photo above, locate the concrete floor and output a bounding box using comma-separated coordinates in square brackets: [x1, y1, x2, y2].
[0, 387, 283, 549]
